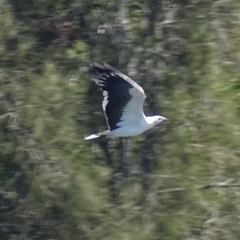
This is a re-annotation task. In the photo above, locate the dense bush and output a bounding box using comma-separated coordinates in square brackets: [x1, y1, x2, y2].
[1, 0, 240, 239]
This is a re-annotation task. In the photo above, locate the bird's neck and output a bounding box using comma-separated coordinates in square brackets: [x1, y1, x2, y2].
[145, 116, 157, 126]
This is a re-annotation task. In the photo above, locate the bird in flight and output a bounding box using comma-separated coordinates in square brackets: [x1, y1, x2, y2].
[84, 63, 167, 140]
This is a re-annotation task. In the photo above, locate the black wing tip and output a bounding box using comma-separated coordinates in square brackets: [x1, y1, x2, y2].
[89, 62, 107, 69]
[89, 62, 119, 73]
[79, 63, 110, 73]
[90, 62, 110, 66]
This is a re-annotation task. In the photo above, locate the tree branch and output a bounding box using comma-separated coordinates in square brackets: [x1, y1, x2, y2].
[157, 183, 240, 194]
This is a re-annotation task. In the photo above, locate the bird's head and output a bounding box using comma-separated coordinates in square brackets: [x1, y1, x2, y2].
[152, 115, 168, 126]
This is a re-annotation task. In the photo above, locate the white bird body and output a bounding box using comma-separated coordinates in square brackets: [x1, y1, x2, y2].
[111, 116, 161, 137]
[84, 63, 167, 140]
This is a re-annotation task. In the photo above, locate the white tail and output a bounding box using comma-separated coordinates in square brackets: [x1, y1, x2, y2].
[84, 130, 111, 140]
[84, 133, 101, 140]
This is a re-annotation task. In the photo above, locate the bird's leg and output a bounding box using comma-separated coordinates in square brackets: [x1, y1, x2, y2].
[121, 137, 131, 177]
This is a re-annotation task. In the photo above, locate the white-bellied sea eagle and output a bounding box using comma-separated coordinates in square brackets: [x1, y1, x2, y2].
[84, 63, 167, 140]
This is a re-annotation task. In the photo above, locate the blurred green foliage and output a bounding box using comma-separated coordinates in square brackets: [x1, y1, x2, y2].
[1, 0, 240, 239]
[67, 41, 90, 62]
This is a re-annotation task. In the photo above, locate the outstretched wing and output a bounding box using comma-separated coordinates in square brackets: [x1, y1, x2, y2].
[88, 63, 146, 130]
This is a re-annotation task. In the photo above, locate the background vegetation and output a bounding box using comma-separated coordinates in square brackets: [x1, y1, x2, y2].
[1, 0, 240, 239]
